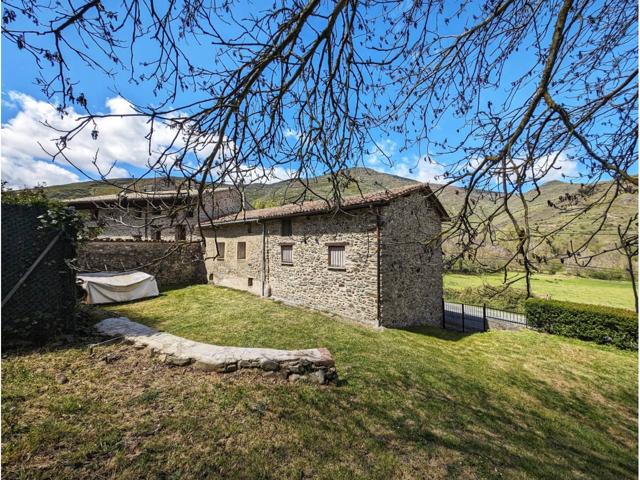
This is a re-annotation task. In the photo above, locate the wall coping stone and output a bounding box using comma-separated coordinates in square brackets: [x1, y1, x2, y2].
[95, 317, 338, 384]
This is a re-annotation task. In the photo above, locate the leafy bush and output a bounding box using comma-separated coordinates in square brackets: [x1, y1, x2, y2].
[444, 285, 529, 312]
[525, 299, 637, 350]
[2, 183, 95, 241]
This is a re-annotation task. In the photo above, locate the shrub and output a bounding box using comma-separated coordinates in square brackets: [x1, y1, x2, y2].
[525, 299, 637, 350]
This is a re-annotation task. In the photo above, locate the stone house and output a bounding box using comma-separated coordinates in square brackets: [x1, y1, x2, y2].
[203, 184, 449, 328]
[66, 187, 243, 241]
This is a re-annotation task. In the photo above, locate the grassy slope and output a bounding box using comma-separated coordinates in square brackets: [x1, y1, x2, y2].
[3, 285, 637, 479]
[38, 177, 188, 200]
[444, 273, 636, 310]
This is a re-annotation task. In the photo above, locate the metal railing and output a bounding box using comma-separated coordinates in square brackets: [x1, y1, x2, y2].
[442, 300, 527, 333]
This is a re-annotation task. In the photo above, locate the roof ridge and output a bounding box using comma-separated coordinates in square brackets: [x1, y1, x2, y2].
[205, 183, 448, 225]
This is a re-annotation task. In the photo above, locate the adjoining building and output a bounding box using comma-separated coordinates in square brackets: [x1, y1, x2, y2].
[65, 187, 243, 241]
[202, 183, 449, 328]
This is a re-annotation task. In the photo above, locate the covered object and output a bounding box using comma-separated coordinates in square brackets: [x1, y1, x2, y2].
[78, 271, 159, 305]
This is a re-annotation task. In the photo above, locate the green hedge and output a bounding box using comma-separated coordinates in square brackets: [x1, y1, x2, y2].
[525, 299, 637, 350]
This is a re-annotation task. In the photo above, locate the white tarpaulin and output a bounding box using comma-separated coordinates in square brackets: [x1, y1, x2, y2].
[78, 271, 159, 305]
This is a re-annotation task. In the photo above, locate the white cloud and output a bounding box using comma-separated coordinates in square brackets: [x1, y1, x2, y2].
[364, 139, 445, 183]
[529, 151, 578, 182]
[1, 157, 81, 188]
[0, 91, 198, 188]
[390, 156, 445, 183]
[284, 128, 301, 140]
[365, 139, 398, 166]
[468, 150, 579, 185]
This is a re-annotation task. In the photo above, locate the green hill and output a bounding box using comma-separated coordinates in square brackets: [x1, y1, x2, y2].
[38, 168, 637, 277]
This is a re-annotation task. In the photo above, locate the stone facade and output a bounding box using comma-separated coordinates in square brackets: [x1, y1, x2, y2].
[203, 222, 266, 296]
[378, 192, 443, 327]
[265, 211, 379, 323]
[204, 188, 445, 327]
[70, 188, 243, 241]
[77, 240, 207, 288]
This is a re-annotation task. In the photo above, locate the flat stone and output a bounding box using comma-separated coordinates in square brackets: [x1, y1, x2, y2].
[55, 373, 68, 384]
[238, 359, 258, 368]
[259, 360, 279, 372]
[165, 355, 192, 366]
[309, 370, 326, 385]
[193, 360, 225, 372]
[95, 317, 336, 378]
[288, 374, 303, 383]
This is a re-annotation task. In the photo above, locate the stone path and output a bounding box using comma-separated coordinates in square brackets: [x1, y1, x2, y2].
[95, 317, 338, 384]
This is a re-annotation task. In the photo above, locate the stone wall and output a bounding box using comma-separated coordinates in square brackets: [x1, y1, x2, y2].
[204, 209, 380, 326]
[202, 192, 444, 328]
[77, 189, 243, 241]
[77, 240, 207, 288]
[203, 222, 266, 296]
[378, 191, 443, 327]
[264, 211, 379, 325]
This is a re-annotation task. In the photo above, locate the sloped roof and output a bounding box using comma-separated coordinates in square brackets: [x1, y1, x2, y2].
[206, 183, 448, 226]
[64, 188, 229, 206]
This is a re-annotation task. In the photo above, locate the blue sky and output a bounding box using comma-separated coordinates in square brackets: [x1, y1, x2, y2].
[1, 1, 636, 188]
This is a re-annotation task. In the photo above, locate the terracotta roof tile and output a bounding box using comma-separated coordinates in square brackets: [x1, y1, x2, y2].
[205, 183, 448, 225]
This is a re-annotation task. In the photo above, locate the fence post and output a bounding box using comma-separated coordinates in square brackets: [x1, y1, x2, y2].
[461, 303, 465, 333]
[483, 304, 487, 332]
[441, 298, 445, 329]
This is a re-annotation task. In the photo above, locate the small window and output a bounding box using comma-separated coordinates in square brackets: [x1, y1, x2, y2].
[281, 218, 292, 236]
[247, 223, 252, 234]
[152, 228, 162, 241]
[216, 242, 225, 260]
[248, 278, 253, 287]
[237, 241, 246, 260]
[175, 225, 186, 241]
[328, 245, 345, 269]
[208, 273, 213, 281]
[281, 245, 293, 265]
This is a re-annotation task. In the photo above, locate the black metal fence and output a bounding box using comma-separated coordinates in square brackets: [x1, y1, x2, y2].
[443, 300, 527, 333]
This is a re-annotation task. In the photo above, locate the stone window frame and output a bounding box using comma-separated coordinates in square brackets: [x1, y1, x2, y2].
[280, 243, 294, 265]
[326, 242, 348, 271]
[237, 241, 247, 260]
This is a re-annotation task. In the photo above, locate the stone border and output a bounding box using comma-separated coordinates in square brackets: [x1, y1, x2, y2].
[95, 317, 338, 385]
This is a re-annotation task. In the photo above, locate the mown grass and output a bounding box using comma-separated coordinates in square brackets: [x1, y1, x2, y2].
[2, 284, 637, 479]
[445, 272, 636, 310]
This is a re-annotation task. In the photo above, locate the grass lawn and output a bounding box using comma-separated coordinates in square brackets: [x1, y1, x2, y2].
[445, 272, 636, 310]
[3, 285, 637, 479]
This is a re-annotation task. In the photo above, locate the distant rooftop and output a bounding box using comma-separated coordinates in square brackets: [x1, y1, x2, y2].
[64, 187, 231, 205]
[204, 183, 448, 225]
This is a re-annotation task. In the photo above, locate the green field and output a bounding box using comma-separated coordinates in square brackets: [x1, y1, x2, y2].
[3, 285, 637, 479]
[445, 272, 636, 310]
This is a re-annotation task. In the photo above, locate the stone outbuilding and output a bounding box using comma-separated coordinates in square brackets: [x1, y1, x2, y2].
[203, 184, 449, 328]
[66, 187, 243, 241]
